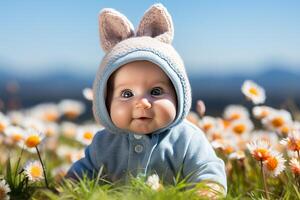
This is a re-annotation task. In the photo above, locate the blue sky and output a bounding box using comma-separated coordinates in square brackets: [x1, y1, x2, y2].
[1, 0, 300, 76]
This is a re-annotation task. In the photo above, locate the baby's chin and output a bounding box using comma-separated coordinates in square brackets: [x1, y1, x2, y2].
[128, 121, 170, 134]
[128, 126, 159, 135]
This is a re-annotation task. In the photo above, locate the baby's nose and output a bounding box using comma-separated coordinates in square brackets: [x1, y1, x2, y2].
[136, 98, 151, 109]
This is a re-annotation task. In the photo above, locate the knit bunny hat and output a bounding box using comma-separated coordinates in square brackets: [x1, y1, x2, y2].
[93, 4, 192, 135]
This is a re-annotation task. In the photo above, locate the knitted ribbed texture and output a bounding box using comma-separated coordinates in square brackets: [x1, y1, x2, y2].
[92, 4, 192, 134]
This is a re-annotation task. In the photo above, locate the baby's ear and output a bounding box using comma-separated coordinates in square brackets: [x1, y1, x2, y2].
[99, 8, 134, 52]
[136, 4, 174, 44]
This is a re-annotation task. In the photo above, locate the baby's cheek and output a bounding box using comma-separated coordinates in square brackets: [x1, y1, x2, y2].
[155, 99, 176, 124]
[110, 103, 131, 129]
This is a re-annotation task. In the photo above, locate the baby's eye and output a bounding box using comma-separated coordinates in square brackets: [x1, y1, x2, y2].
[121, 89, 133, 98]
[151, 87, 163, 96]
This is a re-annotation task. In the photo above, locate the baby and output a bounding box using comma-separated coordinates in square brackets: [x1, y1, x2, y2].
[66, 3, 227, 197]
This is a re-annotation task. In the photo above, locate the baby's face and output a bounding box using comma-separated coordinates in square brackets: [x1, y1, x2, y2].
[108, 61, 177, 134]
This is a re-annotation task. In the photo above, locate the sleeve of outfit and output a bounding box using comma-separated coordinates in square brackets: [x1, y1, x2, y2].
[182, 122, 227, 193]
[65, 132, 101, 180]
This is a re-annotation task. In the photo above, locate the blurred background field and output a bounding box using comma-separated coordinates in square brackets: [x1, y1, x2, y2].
[1, 0, 300, 115]
[1, 1, 300, 199]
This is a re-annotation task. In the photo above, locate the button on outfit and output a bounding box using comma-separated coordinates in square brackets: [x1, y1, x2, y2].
[134, 144, 143, 153]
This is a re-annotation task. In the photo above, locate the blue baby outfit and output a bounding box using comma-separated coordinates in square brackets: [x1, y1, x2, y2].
[66, 3, 227, 192]
[66, 120, 227, 191]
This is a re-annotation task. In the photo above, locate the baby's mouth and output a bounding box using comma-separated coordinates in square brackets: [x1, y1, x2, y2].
[139, 117, 150, 120]
[133, 116, 152, 121]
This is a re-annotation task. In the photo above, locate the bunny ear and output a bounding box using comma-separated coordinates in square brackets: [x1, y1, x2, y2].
[136, 4, 174, 44]
[99, 8, 134, 52]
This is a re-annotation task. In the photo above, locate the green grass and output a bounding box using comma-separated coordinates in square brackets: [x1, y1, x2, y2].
[1, 147, 299, 200]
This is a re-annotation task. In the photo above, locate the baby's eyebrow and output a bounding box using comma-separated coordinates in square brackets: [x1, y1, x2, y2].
[113, 80, 172, 90]
[113, 83, 129, 90]
[152, 80, 173, 86]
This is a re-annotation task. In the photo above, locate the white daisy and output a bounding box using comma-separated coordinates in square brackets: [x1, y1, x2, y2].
[227, 119, 254, 136]
[58, 99, 85, 119]
[22, 128, 45, 148]
[4, 126, 25, 144]
[0, 179, 11, 200]
[263, 150, 286, 177]
[223, 105, 249, 121]
[251, 130, 279, 144]
[198, 116, 217, 133]
[280, 129, 300, 152]
[204, 118, 226, 141]
[186, 111, 199, 125]
[56, 145, 76, 162]
[56, 145, 84, 163]
[0, 114, 10, 133]
[44, 122, 59, 137]
[252, 106, 275, 120]
[23, 160, 44, 182]
[289, 157, 300, 176]
[241, 80, 266, 104]
[211, 138, 235, 155]
[146, 174, 161, 191]
[60, 121, 78, 138]
[20, 117, 46, 133]
[247, 139, 272, 162]
[262, 109, 293, 131]
[251, 130, 282, 152]
[228, 150, 246, 160]
[29, 103, 61, 122]
[75, 125, 98, 146]
[293, 121, 300, 132]
[7, 110, 24, 126]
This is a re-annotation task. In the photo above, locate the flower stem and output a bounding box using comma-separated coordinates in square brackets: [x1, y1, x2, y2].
[35, 146, 49, 188]
[261, 161, 270, 200]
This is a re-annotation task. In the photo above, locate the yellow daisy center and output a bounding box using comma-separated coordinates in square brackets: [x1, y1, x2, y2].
[233, 124, 246, 135]
[44, 113, 59, 122]
[271, 117, 284, 128]
[212, 132, 222, 140]
[297, 141, 300, 151]
[291, 164, 300, 175]
[260, 110, 269, 118]
[249, 87, 258, 96]
[280, 126, 290, 136]
[83, 132, 93, 140]
[229, 113, 240, 121]
[30, 165, 43, 178]
[224, 146, 234, 154]
[0, 123, 5, 132]
[25, 135, 41, 148]
[65, 111, 79, 119]
[12, 133, 23, 142]
[266, 156, 278, 171]
[253, 148, 270, 161]
[290, 139, 300, 151]
[0, 187, 6, 199]
[222, 120, 231, 128]
[203, 123, 212, 132]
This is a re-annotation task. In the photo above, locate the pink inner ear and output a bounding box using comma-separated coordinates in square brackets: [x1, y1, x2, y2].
[99, 9, 134, 52]
[136, 5, 173, 44]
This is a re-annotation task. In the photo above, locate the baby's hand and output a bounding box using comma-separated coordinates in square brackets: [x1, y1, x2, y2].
[196, 182, 225, 199]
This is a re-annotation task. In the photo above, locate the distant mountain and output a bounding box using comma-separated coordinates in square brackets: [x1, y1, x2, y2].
[188, 67, 300, 114]
[1, 64, 300, 115]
